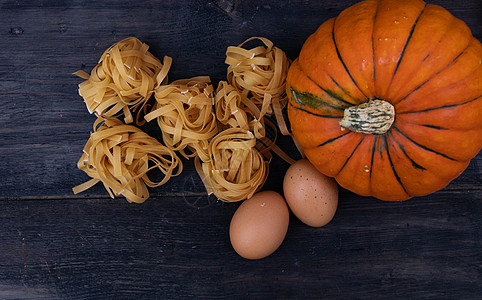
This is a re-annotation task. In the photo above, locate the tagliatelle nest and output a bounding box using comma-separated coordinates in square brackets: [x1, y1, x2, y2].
[144, 76, 219, 162]
[74, 37, 172, 125]
[196, 128, 269, 203]
[214, 80, 296, 160]
[225, 36, 291, 136]
[72, 117, 182, 203]
[214, 81, 261, 132]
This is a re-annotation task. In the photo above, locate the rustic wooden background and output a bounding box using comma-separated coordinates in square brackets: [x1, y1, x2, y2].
[1, 0, 481, 299]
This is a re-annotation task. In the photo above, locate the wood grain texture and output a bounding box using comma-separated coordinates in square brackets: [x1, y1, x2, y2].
[0, 0, 481, 298]
[1, 191, 481, 299]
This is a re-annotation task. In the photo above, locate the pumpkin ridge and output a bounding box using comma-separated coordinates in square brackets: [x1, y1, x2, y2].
[391, 135, 427, 171]
[371, 0, 380, 87]
[288, 102, 343, 119]
[382, 134, 411, 197]
[297, 60, 358, 106]
[392, 126, 457, 161]
[418, 124, 449, 130]
[326, 74, 360, 105]
[395, 43, 470, 105]
[332, 16, 368, 99]
[397, 94, 481, 114]
[369, 135, 378, 177]
[335, 135, 366, 177]
[315, 131, 352, 148]
[290, 88, 346, 111]
[389, 4, 427, 90]
[303, 75, 356, 107]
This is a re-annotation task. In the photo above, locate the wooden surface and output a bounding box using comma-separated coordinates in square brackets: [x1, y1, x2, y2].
[1, 0, 481, 299]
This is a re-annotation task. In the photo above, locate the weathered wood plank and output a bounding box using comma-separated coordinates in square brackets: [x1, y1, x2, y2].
[0, 190, 480, 299]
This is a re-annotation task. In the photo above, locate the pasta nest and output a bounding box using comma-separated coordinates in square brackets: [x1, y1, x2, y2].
[198, 128, 269, 203]
[75, 37, 171, 124]
[214, 81, 258, 132]
[225, 36, 291, 136]
[73, 118, 182, 203]
[145, 76, 219, 162]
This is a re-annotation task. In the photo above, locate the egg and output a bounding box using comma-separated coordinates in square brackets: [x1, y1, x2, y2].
[229, 191, 289, 260]
[283, 159, 338, 227]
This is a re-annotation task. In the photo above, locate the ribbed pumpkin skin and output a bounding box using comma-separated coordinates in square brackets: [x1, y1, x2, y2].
[286, 0, 482, 201]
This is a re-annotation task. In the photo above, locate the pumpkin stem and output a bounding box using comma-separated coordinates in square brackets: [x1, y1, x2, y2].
[339, 99, 395, 134]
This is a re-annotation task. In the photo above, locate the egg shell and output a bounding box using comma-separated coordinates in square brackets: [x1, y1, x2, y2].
[229, 191, 289, 260]
[283, 159, 338, 227]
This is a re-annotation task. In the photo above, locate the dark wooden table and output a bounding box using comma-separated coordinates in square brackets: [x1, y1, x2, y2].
[1, 0, 481, 299]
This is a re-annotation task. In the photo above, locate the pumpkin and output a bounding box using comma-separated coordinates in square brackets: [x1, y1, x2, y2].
[286, 0, 482, 201]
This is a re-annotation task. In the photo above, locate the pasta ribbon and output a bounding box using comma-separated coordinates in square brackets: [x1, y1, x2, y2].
[74, 37, 171, 125]
[72, 117, 182, 203]
[145, 76, 219, 162]
[214, 81, 290, 161]
[225, 37, 291, 136]
[197, 128, 268, 203]
[214, 81, 252, 131]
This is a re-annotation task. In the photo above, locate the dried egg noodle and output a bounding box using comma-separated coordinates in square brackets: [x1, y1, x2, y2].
[225, 37, 291, 136]
[214, 81, 296, 163]
[145, 76, 219, 162]
[74, 37, 171, 125]
[214, 81, 254, 132]
[197, 128, 268, 203]
[72, 117, 182, 203]
[73, 36, 297, 203]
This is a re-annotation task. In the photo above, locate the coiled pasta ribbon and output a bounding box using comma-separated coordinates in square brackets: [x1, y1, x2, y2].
[225, 36, 291, 136]
[197, 128, 268, 203]
[145, 76, 219, 162]
[72, 117, 182, 203]
[74, 37, 171, 125]
[214, 81, 257, 131]
[214, 81, 294, 162]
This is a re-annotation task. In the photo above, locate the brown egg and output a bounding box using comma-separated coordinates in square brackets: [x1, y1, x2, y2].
[229, 191, 289, 260]
[283, 159, 338, 227]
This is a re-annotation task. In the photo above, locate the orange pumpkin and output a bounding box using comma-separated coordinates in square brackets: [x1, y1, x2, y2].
[286, 0, 482, 201]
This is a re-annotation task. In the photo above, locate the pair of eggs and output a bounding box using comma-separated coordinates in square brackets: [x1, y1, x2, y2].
[229, 159, 338, 260]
